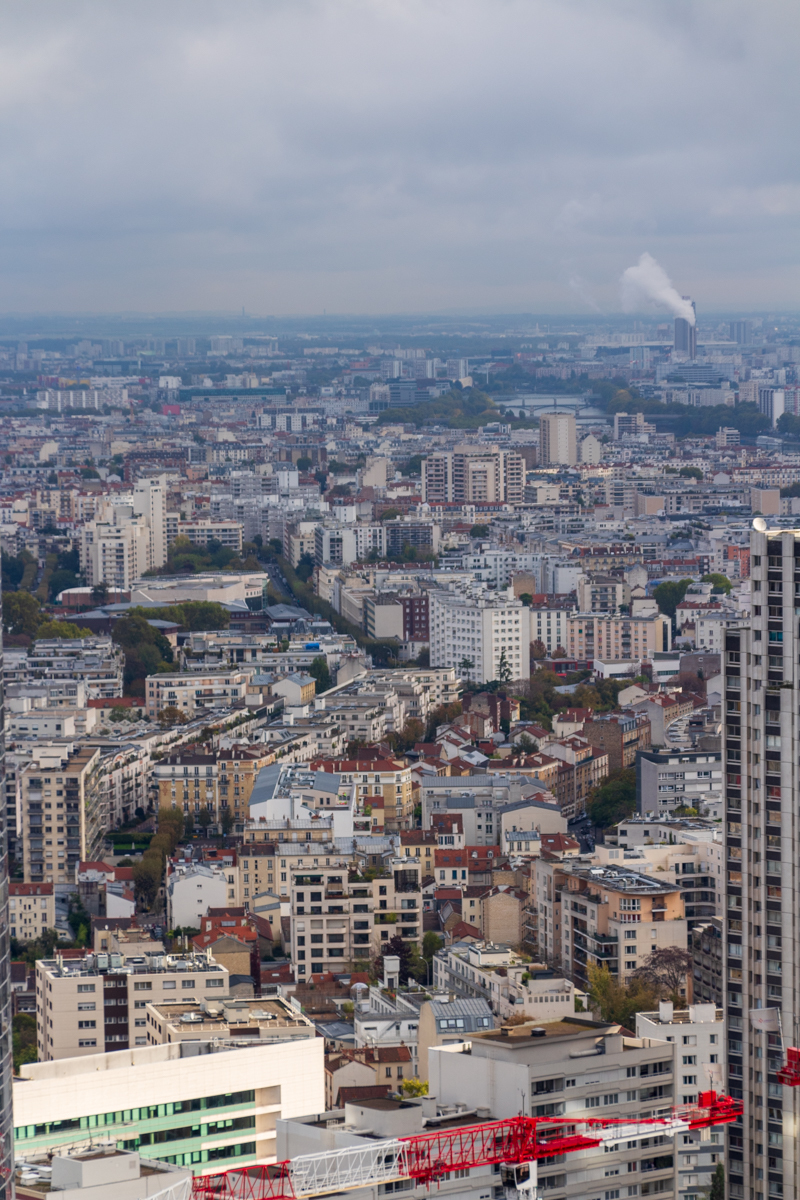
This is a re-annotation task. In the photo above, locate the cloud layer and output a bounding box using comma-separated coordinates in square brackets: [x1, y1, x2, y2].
[0, 0, 797, 314]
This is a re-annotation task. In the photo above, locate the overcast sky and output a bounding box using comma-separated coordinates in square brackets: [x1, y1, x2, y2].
[0, 0, 797, 317]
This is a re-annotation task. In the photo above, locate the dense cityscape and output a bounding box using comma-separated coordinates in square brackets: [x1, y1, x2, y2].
[0, 304, 796, 1199]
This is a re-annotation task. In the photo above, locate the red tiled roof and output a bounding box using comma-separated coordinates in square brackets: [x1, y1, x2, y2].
[10, 882, 53, 896]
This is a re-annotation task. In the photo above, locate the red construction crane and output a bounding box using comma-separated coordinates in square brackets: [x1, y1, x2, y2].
[777, 1047, 800, 1086]
[191, 1090, 741, 1200]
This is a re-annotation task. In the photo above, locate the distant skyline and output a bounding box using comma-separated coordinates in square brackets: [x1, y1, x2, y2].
[0, 0, 798, 316]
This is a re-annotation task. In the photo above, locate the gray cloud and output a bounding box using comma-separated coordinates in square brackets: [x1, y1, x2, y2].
[0, 0, 797, 314]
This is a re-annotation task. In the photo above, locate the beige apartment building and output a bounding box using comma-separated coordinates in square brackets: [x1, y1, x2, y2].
[145, 668, 251, 719]
[144, 996, 315, 1047]
[36, 951, 229, 1061]
[529, 859, 687, 992]
[20, 743, 104, 885]
[155, 745, 274, 828]
[422, 444, 524, 505]
[566, 611, 671, 660]
[290, 858, 422, 979]
[9, 882, 55, 942]
[311, 757, 414, 831]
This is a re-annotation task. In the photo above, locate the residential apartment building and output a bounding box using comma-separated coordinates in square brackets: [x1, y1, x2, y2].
[9, 882, 55, 942]
[289, 858, 422, 978]
[636, 1002, 726, 1200]
[177, 518, 243, 550]
[155, 746, 273, 829]
[311, 757, 414, 831]
[166, 861, 241, 928]
[567, 611, 671, 661]
[421, 444, 524, 505]
[530, 859, 687, 989]
[430, 941, 575, 1026]
[429, 1017, 680, 1199]
[430, 583, 531, 684]
[529, 598, 572, 654]
[145, 668, 251, 720]
[20, 743, 104, 885]
[583, 711, 652, 771]
[722, 527, 799, 1200]
[421, 775, 567, 845]
[144, 995, 315, 1048]
[635, 748, 722, 817]
[35, 951, 230, 1061]
[539, 411, 577, 466]
[690, 917, 723, 1006]
[12, 637, 124, 698]
[14, 1036, 323, 1176]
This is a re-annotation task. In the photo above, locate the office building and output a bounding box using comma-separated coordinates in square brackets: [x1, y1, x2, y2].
[421, 445, 524, 505]
[429, 583, 531, 684]
[758, 387, 785, 429]
[674, 299, 697, 358]
[14, 1036, 323, 1176]
[539, 412, 577, 466]
[36, 951, 230, 1061]
[723, 526, 800, 1200]
[0, 583, 11, 1200]
[20, 744, 105, 885]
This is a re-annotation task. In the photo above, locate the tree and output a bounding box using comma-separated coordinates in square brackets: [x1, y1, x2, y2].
[709, 1163, 724, 1200]
[374, 935, 420, 985]
[3, 590, 42, 637]
[519, 593, 533, 607]
[220, 808, 235, 837]
[422, 931, 443, 963]
[197, 807, 214, 832]
[158, 705, 187, 728]
[634, 947, 693, 997]
[587, 769, 636, 829]
[458, 657, 475, 683]
[470, 524, 489, 537]
[112, 612, 174, 695]
[701, 572, 732, 595]
[515, 732, 538, 754]
[379, 507, 401, 522]
[296, 552, 316, 583]
[497, 648, 512, 683]
[91, 580, 110, 606]
[184, 813, 195, 839]
[587, 963, 660, 1026]
[652, 578, 693, 621]
[530, 639, 547, 660]
[133, 857, 161, 909]
[678, 466, 703, 480]
[401, 1078, 429, 1097]
[12, 1013, 38, 1072]
[296, 456, 312, 471]
[35, 620, 92, 640]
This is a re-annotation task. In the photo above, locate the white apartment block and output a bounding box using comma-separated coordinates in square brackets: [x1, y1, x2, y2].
[430, 583, 531, 684]
[36, 951, 230, 1060]
[290, 859, 422, 978]
[530, 602, 572, 653]
[459, 549, 552, 589]
[145, 668, 251, 719]
[539, 411, 577, 466]
[636, 1002, 725, 1200]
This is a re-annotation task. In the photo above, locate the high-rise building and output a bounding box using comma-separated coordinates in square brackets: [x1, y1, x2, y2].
[730, 319, 752, 345]
[0, 582, 11, 1198]
[723, 524, 798, 1200]
[429, 582, 531, 683]
[538, 412, 577, 466]
[674, 297, 697, 359]
[422, 444, 524, 505]
[758, 386, 785, 429]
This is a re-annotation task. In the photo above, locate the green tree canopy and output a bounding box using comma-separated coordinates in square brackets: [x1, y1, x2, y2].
[652, 578, 693, 620]
[587, 768, 636, 829]
[701, 572, 732, 594]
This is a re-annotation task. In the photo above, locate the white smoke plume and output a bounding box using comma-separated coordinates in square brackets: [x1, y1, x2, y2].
[620, 252, 695, 325]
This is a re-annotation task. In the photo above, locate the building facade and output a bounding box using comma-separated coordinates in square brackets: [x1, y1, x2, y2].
[430, 583, 531, 684]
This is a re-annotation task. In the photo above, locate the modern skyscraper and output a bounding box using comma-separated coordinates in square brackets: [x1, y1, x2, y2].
[539, 411, 577, 466]
[724, 524, 797, 1200]
[674, 297, 697, 359]
[0, 582, 12, 1198]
